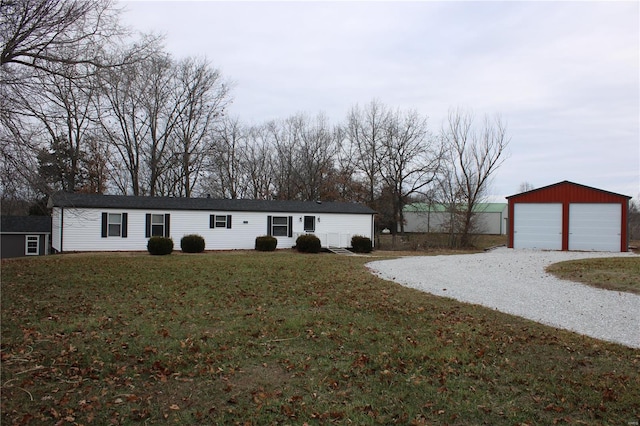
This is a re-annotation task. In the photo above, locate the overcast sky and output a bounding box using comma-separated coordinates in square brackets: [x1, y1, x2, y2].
[120, 1, 639, 201]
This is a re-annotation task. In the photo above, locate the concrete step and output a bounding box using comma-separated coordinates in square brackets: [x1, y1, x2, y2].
[327, 246, 355, 256]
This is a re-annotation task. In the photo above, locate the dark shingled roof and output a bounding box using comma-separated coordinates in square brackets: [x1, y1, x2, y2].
[49, 192, 376, 215]
[1, 216, 52, 233]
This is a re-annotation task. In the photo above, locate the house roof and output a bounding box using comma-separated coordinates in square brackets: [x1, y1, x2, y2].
[505, 180, 631, 200]
[404, 202, 507, 213]
[1, 216, 52, 233]
[49, 192, 377, 215]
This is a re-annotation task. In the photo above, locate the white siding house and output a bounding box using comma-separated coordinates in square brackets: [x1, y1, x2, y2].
[401, 203, 508, 235]
[49, 193, 376, 252]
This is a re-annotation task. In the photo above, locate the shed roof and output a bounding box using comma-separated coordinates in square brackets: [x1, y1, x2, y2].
[506, 180, 631, 200]
[1, 216, 52, 233]
[49, 192, 376, 215]
[404, 202, 507, 213]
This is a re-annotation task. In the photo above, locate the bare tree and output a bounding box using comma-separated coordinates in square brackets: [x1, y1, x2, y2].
[435, 165, 465, 248]
[380, 108, 442, 234]
[346, 99, 390, 204]
[292, 113, 337, 201]
[269, 118, 299, 200]
[98, 54, 150, 195]
[1, 0, 159, 203]
[1, 0, 138, 76]
[10, 62, 102, 193]
[81, 135, 110, 193]
[206, 116, 248, 199]
[172, 57, 231, 197]
[629, 198, 640, 241]
[331, 126, 369, 203]
[141, 53, 181, 196]
[518, 181, 535, 193]
[441, 108, 510, 247]
[242, 124, 275, 200]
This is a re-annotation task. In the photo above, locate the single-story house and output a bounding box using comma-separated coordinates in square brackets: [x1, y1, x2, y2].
[506, 180, 631, 252]
[1, 216, 52, 259]
[48, 192, 376, 252]
[401, 202, 508, 235]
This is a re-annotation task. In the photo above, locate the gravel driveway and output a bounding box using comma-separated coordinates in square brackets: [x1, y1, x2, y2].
[366, 248, 640, 349]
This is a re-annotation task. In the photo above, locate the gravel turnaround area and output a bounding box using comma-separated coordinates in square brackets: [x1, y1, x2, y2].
[366, 248, 640, 349]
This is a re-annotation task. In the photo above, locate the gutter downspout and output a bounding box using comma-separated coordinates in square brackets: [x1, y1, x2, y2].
[60, 208, 64, 253]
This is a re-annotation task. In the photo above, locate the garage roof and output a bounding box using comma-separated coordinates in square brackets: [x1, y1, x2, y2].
[506, 180, 631, 201]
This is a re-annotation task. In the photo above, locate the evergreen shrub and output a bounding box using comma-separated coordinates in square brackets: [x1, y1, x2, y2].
[147, 236, 174, 255]
[255, 235, 277, 251]
[180, 234, 205, 253]
[296, 234, 321, 253]
[351, 235, 373, 253]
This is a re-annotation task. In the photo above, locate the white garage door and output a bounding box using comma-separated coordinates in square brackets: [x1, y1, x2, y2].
[569, 203, 621, 252]
[513, 203, 562, 250]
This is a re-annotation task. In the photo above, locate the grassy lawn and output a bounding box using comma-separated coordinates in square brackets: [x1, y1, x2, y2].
[2, 251, 639, 425]
[547, 257, 640, 295]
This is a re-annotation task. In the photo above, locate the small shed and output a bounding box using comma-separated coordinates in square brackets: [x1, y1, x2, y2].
[506, 181, 630, 252]
[1, 216, 52, 259]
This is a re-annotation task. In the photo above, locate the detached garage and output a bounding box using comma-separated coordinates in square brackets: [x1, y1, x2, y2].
[507, 181, 630, 252]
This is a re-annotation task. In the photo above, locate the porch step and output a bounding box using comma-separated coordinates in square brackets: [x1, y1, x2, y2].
[327, 246, 355, 256]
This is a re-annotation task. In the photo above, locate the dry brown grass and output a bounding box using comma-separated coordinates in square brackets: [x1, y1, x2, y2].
[375, 233, 507, 252]
[2, 248, 638, 425]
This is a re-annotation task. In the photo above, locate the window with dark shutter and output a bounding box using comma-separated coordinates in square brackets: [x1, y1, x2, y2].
[108, 213, 122, 237]
[215, 215, 227, 228]
[151, 214, 164, 236]
[271, 216, 290, 237]
[147, 214, 168, 237]
[103, 213, 125, 237]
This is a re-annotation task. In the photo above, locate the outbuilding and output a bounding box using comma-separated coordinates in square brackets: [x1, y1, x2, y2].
[401, 202, 508, 235]
[1, 216, 52, 259]
[48, 192, 376, 253]
[506, 181, 630, 252]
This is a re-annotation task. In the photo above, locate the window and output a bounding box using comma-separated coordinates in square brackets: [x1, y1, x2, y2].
[272, 216, 288, 236]
[101, 212, 128, 238]
[25, 235, 39, 256]
[108, 213, 122, 236]
[151, 214, 165, 236]
[145, 213, 170, 238]
[304, 216, 315, 232]
[210, 214, 232, 229]
[268, 215, 292, 237]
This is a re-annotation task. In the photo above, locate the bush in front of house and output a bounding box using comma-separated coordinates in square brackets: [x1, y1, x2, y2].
[180, 234, 205, 253]
[255, 235, 277, 251]
[147, 236, 174, 255]
[296, 234, 321, 253]
[351, 235, 373, 253]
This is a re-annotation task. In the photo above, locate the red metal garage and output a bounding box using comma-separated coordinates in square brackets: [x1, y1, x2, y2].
[506, 181, 630, 252]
